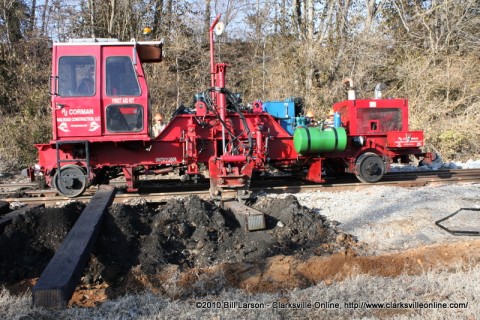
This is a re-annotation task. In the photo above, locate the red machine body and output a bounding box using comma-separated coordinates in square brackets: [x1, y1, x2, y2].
[326, 98, 424, 181]
[30, 15, 425, 198]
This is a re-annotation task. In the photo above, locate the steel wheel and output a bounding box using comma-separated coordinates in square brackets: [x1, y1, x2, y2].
[355, 152, 385, 183]
[53, 164, 88, 197]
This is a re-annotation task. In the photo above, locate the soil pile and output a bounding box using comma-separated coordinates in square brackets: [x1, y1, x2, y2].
[1, 195, 359, 298]
[85, 195, 358, 288]
[0, 201, 10, 215]
[253, 195, 355, 255]
[0, 202, 85, 284]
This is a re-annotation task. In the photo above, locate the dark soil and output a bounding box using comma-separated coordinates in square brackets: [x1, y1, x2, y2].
[0, 202, 85, 284]
[0, 201, 10, 215]
[0, 195, 357, 294]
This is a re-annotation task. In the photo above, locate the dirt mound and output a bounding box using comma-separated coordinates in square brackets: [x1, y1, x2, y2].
[1, 195, 359, 302]
[0, 201, 10, 215]
[0, 202, 85, 284]
[253, 195, 354, 254]
[84, 195, 355, 287]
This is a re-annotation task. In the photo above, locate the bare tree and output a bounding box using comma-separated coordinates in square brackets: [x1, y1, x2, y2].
[291, 0, 303, 39]
[40, 0, 48, 35]
[29, 0, 36, 32]
[0, 0, 27, 49]
[152, 0, 163, 37]
[365, 0, 385, 33]
[304, 0, 314, 93]
[88, 0, 95, 37]
[329, 0, 352, 82]
[203, 0, 210, 43]
[107, 0, 116, 36]
[389, 0, 479, 55]
[165, 0, 172, 33]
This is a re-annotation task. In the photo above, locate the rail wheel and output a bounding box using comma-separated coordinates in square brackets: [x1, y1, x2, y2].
[355, 152, 385, 183]
[53, 164, 88, 197]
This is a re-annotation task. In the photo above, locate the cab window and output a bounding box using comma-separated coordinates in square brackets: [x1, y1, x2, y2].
[58, 56, 95, 97]
[357, 108, 402, 134]
[106, 56, 141, 96]
[106, 104, 143, 132]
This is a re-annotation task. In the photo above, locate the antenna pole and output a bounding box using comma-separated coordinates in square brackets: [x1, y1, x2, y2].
[209, 14, 221, 88]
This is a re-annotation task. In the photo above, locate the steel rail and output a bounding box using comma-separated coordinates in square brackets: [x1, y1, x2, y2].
[1, 168, 480, 188]
[1, 169, 479, 206]
[1, 168, 479, 190]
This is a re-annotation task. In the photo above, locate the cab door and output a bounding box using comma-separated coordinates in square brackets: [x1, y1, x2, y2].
[101, 45, 149, 140]
[52, 44, 102, 139]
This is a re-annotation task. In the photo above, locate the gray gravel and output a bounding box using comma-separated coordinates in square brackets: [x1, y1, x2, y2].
[259, 183, 480, 254]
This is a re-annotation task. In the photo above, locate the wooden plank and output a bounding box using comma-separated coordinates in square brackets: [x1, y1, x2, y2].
[0, 204, 45, 233]
[223, 200, 266, 231]
[32, 185, 116, 308]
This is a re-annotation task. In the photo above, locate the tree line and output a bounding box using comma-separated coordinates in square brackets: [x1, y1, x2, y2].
[0, 0, 479, 170]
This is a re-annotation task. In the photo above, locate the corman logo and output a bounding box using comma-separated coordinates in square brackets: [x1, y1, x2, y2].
[57, 122, 70, 132]
[88, 121, 100, 132]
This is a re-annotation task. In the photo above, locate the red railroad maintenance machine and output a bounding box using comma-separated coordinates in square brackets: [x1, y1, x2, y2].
[28, 15, 426, 198]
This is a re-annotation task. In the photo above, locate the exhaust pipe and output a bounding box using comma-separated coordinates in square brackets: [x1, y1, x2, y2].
[374, 83, 387, 99]
[344, 78, 356, 100]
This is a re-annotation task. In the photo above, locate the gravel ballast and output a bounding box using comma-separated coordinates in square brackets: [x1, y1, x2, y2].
[283, 183, 480, 253]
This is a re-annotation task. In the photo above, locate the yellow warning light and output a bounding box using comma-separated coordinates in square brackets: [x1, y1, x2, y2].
[143, 27, 152, 35]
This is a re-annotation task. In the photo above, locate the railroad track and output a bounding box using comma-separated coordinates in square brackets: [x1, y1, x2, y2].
[1, 169, 480, 206]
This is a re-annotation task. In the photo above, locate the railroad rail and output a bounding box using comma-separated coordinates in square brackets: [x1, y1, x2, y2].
[1, 169, 480, 206]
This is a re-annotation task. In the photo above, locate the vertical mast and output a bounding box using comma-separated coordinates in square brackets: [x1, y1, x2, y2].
[209, 14, 221, 89]
[209, 14, 227, 154]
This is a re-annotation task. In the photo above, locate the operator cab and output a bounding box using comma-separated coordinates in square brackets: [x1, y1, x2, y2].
[51, 38, 163, 142]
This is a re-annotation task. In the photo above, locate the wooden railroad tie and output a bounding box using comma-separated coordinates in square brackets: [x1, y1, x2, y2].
[32, 185, 116, 308]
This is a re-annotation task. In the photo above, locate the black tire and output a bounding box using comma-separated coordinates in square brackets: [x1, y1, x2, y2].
[53, 164, 88, 197]
[355, 152, 385, 183]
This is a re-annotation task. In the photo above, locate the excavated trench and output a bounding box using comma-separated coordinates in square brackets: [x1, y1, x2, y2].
[0, 195, 360, 304]
[2, 195, 477, 307]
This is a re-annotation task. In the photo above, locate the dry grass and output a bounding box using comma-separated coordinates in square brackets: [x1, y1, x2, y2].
[1, 264, 478, 319]
[0, 114, 52, 170]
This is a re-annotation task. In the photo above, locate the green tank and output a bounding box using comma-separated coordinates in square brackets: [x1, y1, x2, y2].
[293, 126, 347, 154]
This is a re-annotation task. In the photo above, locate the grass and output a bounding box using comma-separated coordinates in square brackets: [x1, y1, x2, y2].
[1, 264, 478, 319]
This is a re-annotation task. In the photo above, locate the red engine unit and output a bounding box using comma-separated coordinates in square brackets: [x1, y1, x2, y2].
[325, 98, 425, 183]
[29, 14, 425, 198]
